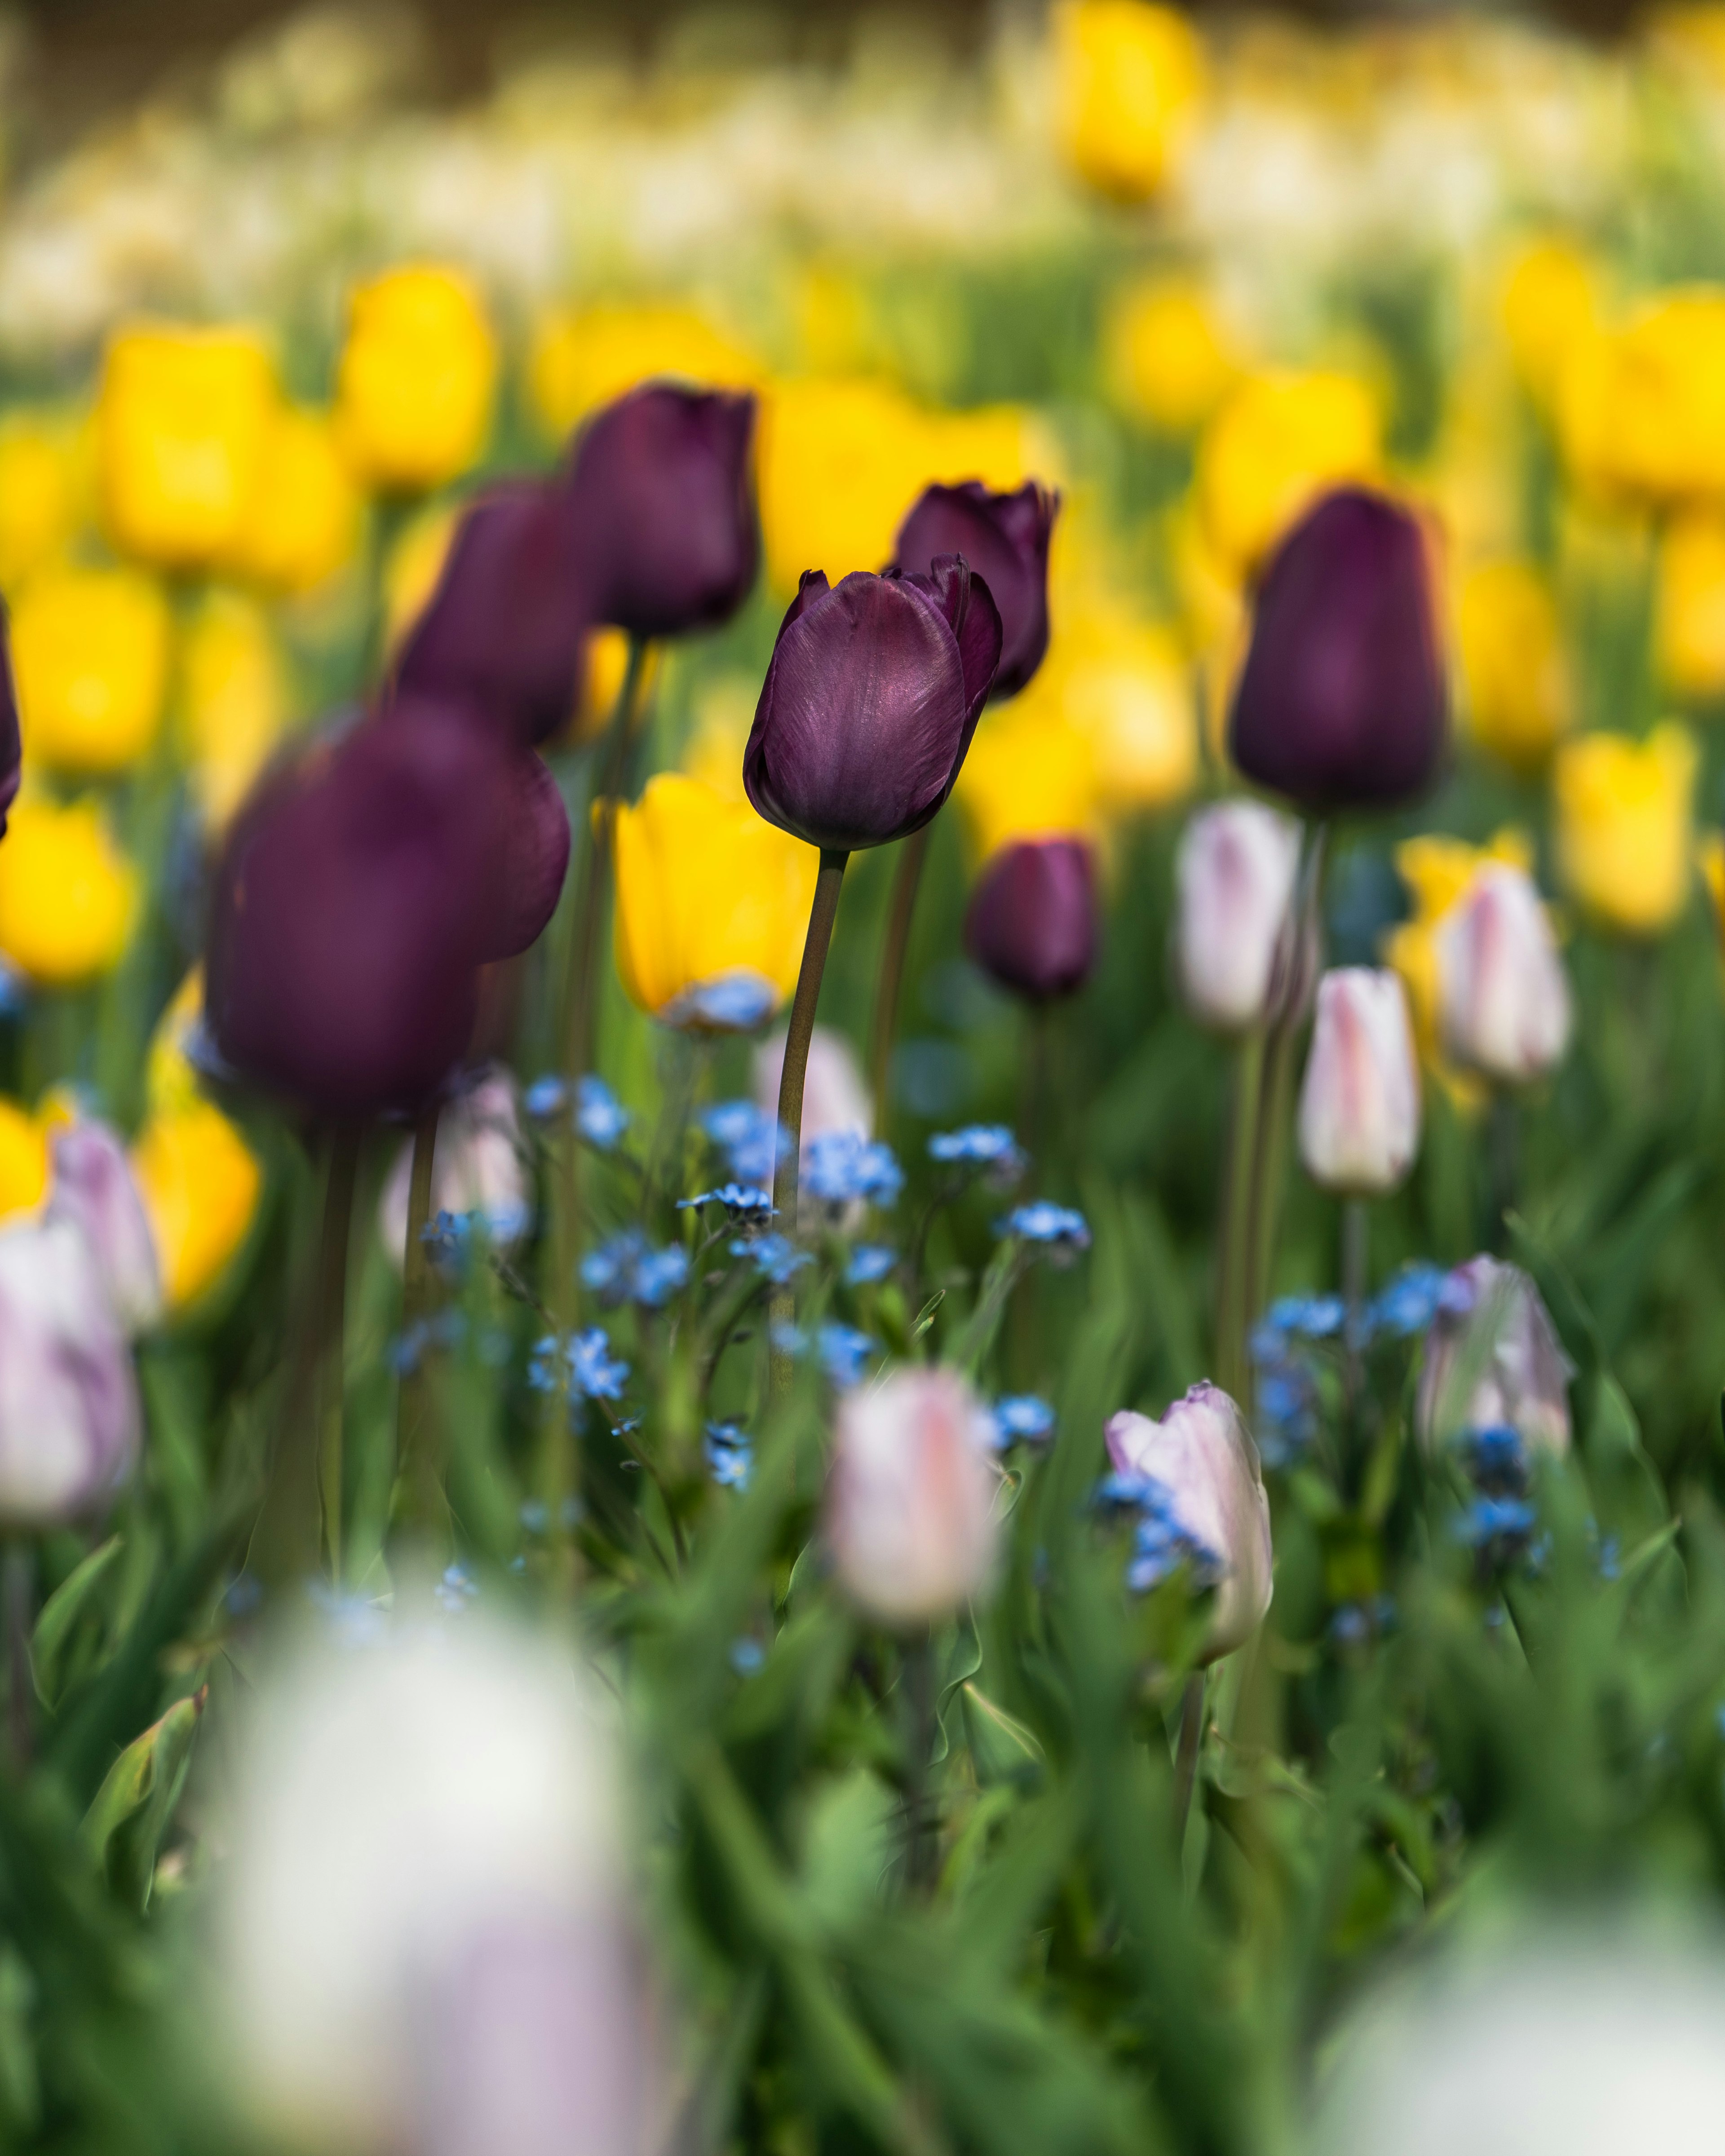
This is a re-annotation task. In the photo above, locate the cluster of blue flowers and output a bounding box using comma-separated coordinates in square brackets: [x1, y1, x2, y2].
[388, 1306, 466, 1377]
[730, 1233, 810, 1286]
[1453, 1420, 1541, 1564]
[580, 1230, 690, 1308]
[804, 1130, 904, 1208]
[1251, 1262, 1454, 1468]
[679, 1183, 774, 1218]
[998, 1202, 1091, 1261]
[769, 1320, 879, 1389]
[845, 1245, 897, 1286]
[524, 1073, 635, 1152]
[433, 1562, 480, 1614]
[704, 1422, 752, 1489]
[1095, 1470, 1224, 1596]
[928, 1124, 1026, 1183]
[669, 974, 777, 1031]
[528, 1326, 631, 1405]
[988, 1395, 1055, 1448]
[701, 1101, 786, 1187]
[419, 1209, 476, 1271]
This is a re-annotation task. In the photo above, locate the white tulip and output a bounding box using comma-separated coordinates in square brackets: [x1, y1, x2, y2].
[1173, 800, 1303, 1032]
[1414, 1255, 1572, 1457]
[1298, 968, 1421, 1196]
[45, 1118, 163, 1334]
[1105, 1383, 1273, 1659]
[378, 1066, 530, 1268]
[1436, 862, 1572, 1084]
[826, 1367, 1000, 1626]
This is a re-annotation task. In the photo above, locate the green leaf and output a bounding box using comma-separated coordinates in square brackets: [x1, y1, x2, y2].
[32, 1536, 123, 1710]
[81, 1688, 204, 1910]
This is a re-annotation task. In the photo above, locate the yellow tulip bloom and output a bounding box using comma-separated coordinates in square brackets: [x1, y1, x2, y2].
[12, 566, 170, 775]
[0, 795, 137, 985]
[97, 323, 279, 568]
[526, 301, 761, 440]
[233, 405, 361, 593]
[1053, 0, 1206, 203]
[0, 1100, 49, 1219]
[1559, 288, 1725, 504]
[1656, 510, 1725, 700]
[1554, 725, 1698, 936]
[336, 264, 498, 492]
[1456, 560, 1571, 770]
[180, 592, 287, 827]
[611, 774, 818, 1029]
[1105, 274, 1238, 433]
[1055, 610, 1199, 813]
[1501, 237, 1600, 410]
[0, 411, 85, 590]
[1197, 369, 1381, 570]
[145, 966, 208, 1117]
[131, 1102, 262, 1312]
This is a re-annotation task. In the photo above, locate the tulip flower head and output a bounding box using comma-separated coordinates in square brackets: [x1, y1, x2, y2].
[1105, 1382, 1273, 1658]
[394, 478, 591, 746]
[1054, 0, 1207, 203]
[130, 1101, 262, 1314]
[892, 481, 1058, 698]
[0, 1213, 140, 1528]
[1298, 968, 1421, 1197]
[12, 566, 170, 776]
[1553, 723, 1697, 937]
[1435, 862, 1572, 1087]
[1174, 799, 1303, 1032]
[0, 794, 137, 986]
[206, 699, 569, 1117]
[826, 1366, 1001, 1626]
[744, 560, 1002, 852]
[45, 1118, 162, 1335]
[965, 836, 1098, 1001]
[336, 264, 498, 493]
[379, 1067, 530, 1264]
[1415, 1255, 1572, 1458]
[567, 383, 759, 641]
[1229, 487, 1447, 812]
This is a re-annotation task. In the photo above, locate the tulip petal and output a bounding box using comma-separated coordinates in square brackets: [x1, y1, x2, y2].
[482, 749, 571, 961]
[918, 553, 1004, 734]
[893, 482, 1055, 697]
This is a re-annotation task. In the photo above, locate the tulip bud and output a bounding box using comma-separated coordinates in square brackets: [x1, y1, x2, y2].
[1415, 1255, 1572, 1457]
[1173, 800, 1302, 1031]
[826, 1367, 1000, 1625]
[1229, 487, 1447, 812]
[1297, 968, 1420, 1196]
[1104, 1383, 1273, 1658]
[0, 1215, 140, 1527]
[567, 384, 758, 640]
[45, 1118, 163, 1334]
[744, 561, 1002, 852]
[379, 1068, 530, 1266]
[964, 836, 1098, 1001]
[1435, 862, 1572, 1086]
[394, 479, 591, 746]
[218, 1609, 632, 2152]
[892, 481, 1059, 698]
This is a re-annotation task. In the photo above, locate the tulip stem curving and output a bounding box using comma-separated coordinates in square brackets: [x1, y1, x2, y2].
[1172, 1671, 1205, 1846]
[770, 849, 850, 1393]
[396, 1100, 447, 1541]
[316, 1123, 363, 1583]
[867, 823, 933, 1138]
[4, 1544, 31, 1772]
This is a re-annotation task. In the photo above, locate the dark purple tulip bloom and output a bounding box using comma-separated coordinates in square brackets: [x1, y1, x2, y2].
[743, 558, 1002, 853]
[568, 384, 759, 640]
[1229, 486, 1447, 812]
[206, 698, 569, 1117]
[0, 607, 19, 835]
[892, 480, 1058, 698]
[394, 479, 591, 747]
[965, 837, 1098, 1001]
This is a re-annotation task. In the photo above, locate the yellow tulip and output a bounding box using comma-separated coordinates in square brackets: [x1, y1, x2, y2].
[0, 1100, 48, 1219]
[381, 505, 458, 655]
[180, 592, 287, 827]
[1558, 288, 1725, 504]
[1049, 608, 1199, 813]
[1553, 724, 1699, 936]
[577, 628, 662, 746]
[0, 411, 85, 590]
[145, 966, 208, 1116]
[756, 377, 1029, 592]
[956, 703, 1102, 860]
[1105, 274, 1238, 433]
[1500, 237, 1599, 410]
[1455, 560, 1571, 770]
[1700, 830, 1725, 957]
[232, 406, 361, 593]
[12, 566, 171, 775]
[526, 301, 761, 439]
[1656, 510, 1725, 700]
[1384, 828, 1533, 1099]
[1197, 369, 1381, 569]
[131, 1102, 262, 1312]
[1053, 0, 1206, 203]
[0, 794, 137, 984]
[611, 774, 818, 1029]
[97, 323, 279, 568]
[336, 265, 497, 492]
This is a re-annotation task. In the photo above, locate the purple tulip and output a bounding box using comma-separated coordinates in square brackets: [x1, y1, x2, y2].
[892, 481, 1058, 698]
[206, 698, 569, 1117]
[394, 479, 591, 746]
[744, 559, 1002, 852]
[0, 606, 18, 835]
[567, 384, 758, 640]
[964, 837, 1098, 1000]
[1228, 486, 1446, 811]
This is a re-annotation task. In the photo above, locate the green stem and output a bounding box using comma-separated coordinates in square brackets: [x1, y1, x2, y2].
[1342, 1196, 1369, 1426]
[1486, 1089, 1518, 1253]
[868, 822, 933, 1138]
[396, 1100, 448, 1541]
[903, 1629, 939, 1894]
[1215, 1031, 1264, 1404]
[770, 850, 849, 1394]
[4, 1544, 32, 1774]
[316, 1123, 362, 1583]
[1172, 1669, 1205, 1846]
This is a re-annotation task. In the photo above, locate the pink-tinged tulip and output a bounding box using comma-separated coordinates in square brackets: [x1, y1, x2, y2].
[744, 560, 1002, 852]
[1415, 1255, 1572, 1456]
[755, 1024, 871, 1151]
[892, 481, 1059, 698]
[1106, 1383, 1273, 1658]
[45, 1118, 163, 1334]
[964, 836, 1098, 1001]
[1298, 968, 1421, 1196]
[1435, 862, 1572, 1086]
[826, 1367, 1000, 1625]
[0, 1215, 140, 1526]
[1174, 800, 1303, 1032]
[378, 1067, 530, 1266]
